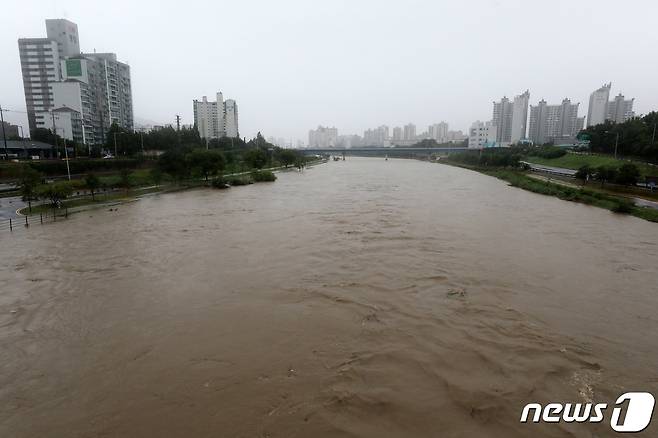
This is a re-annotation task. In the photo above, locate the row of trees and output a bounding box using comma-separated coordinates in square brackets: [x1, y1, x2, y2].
[575, 163, 642, 186]
[448, 147, 523, 167]
[579, 112, 658, 161]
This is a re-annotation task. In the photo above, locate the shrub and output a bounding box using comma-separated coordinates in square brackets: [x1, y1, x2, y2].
[211, 176, 229, 189]
[227, 176, 252, 186]
[615, 163, 640, 186]
[612, 200, 634, 214]
[251, 170, 276, 182]
[531, 146, 567, 159]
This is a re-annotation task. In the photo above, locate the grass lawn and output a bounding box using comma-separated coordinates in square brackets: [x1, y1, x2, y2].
[525, 152, 657, 177]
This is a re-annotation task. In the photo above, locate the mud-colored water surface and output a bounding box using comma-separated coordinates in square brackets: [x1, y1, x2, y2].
[1, 158, 657, 437]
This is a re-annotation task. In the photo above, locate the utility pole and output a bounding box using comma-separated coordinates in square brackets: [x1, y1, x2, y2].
[62, 137, 71, 180]
[51, 111, 59, 158]
[140, 131, 144, 153]
[113, 132, 118, 157]
[614, 132, 619, 160]
[176, 115, 181, 147]
[0, 105, 8, 160]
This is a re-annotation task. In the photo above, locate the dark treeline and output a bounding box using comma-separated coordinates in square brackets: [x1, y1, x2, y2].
[448, 146, 524, 168]
[580, 112, 658, 161]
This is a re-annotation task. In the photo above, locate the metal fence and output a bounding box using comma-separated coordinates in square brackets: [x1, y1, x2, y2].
[0, 208, 68, 233]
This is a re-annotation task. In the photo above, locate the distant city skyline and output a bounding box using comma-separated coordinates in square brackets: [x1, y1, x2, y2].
[2, 0, 658, 145]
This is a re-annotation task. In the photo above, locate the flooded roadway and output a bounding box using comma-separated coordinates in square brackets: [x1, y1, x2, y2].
[1, 157, 657, 437]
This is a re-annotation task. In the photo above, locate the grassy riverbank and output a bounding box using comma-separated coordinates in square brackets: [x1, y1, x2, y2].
[524, 152, 657, 177]
[18, 159, 326, 217]
[441, 160, 658, 223]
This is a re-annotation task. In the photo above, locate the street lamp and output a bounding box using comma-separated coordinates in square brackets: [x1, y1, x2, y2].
[603, 130, 620, 160]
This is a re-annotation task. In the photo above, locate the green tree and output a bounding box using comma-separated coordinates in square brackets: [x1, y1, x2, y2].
[595, 166, 617, 186]
[575, 165, 594, 184]
[243, 148, 268, 169]
[37, 181, 73, 208]
[84, 173, 101, 201]
[15, 165, 42, 213]
[615, 163, 640, 186]
[278, 149, 298, 168]
[158, 148, 191, 182]
[188, 149, 226, 181]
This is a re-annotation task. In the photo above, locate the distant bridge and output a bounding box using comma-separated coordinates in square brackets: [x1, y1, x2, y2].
[301, 147, 470, 157]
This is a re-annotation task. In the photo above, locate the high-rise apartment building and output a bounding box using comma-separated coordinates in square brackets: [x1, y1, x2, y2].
[510, 90, 530, 143]
[492, 96, 513, 145]
[493, 90, 529, 145]
[392, 126, 403, 141]
[193, 92, 239, 140]
[607, 93, 634, 124]
[18, 19, 133, 145]
[308, 126, 338, 147]
[363, 125, 389, 146]
[586, 83, 635, 127]
[528, 98, 584, 145]
[224, 99, 239, 137]
[403, 123, 416, 141]
[428, 122, 449, 143]
[586, 83, 611, 127]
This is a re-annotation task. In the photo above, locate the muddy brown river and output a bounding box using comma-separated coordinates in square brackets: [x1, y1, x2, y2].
[1, 157, 657, 437]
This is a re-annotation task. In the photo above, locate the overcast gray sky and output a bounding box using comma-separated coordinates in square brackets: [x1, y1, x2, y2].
[3, 0, 658, 142]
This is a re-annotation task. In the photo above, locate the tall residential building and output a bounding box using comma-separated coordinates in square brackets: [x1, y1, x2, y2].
[510, 90, 530, 143]
[586, 83, 611, 127]
[492, 90, 529, 145]
[308, 125, 338, 147]
[492, 96, 513, 144]
[363, 125, 389, 146]
[403, 123, 416, 140]
[607, 93, 634, 124]
[528, 98, 584, 145]
[468, 121, 497, 149]
[18, 19, 81, 132]
[45, 19, 80, 58]
[224, 99, 239, 137]
[392, 126, 403, 141]
[428, 122, 449, 143]
[193, 92, 239, 139]
[18, 19, 133, 145]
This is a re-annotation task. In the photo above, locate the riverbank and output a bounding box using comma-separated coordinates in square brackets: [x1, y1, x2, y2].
[17, 159, 327, 217]
[439, 159, 658, 223]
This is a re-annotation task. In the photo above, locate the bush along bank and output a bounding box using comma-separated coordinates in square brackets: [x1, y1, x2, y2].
[442, 149, 658, 223]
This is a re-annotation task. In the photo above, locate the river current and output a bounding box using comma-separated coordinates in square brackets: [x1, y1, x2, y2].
[1, 157, 657, 437]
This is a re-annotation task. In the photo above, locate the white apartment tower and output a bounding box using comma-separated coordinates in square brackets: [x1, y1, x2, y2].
[492, 90, 530, 146]
[18, 19, 133, 145]
[18, 19, 80, 132]
[510, 90, 530, 143]
[428, 122, 449, 143]
[308, 126, 338, 147]
[528, 98, 584, 145]
[607, 93, 635, 124]
[193, 92, 239, 139]
[492, 96, 513, 145]
[586, 83, 611, 127]
[403, 123, 416, 140]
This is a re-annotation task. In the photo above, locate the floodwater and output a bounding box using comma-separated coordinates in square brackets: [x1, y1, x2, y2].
[1, 157, 657, 437]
